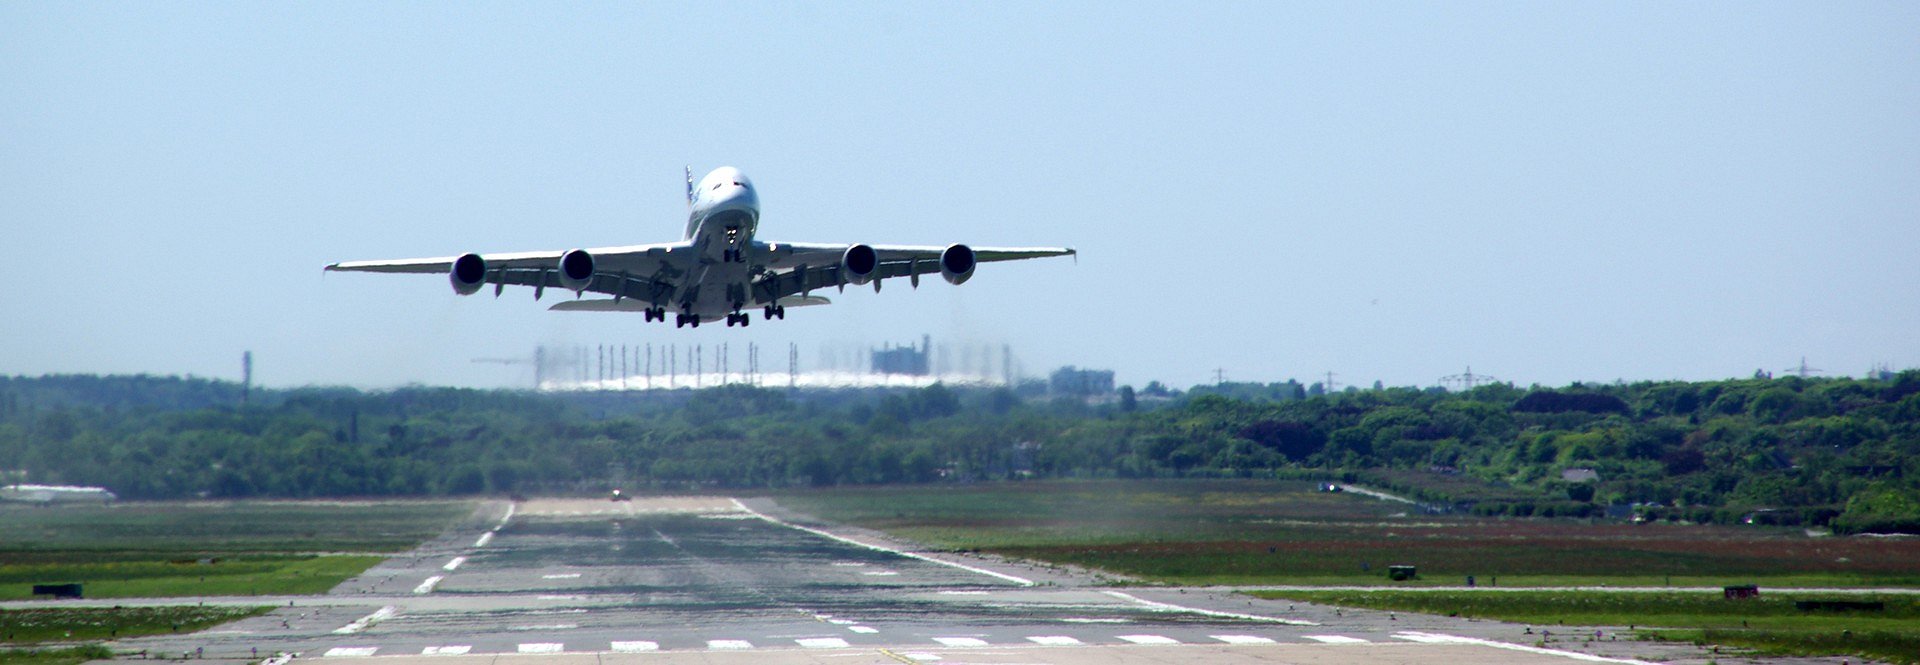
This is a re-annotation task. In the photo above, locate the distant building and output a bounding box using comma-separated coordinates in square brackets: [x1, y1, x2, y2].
[0, 484, 117, 504]
[1560, 468, 1600, 483]
[1049, 366, 1115, 397]
[872, 335, 932, 376]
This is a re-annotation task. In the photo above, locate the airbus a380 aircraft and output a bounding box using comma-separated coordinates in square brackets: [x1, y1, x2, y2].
[326, 166, 1075, 328]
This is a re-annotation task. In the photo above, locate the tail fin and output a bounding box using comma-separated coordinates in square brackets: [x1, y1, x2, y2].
[685, 165, 694, 208]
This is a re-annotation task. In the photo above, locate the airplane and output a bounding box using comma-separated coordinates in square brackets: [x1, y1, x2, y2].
[325, 166, 1075, 328]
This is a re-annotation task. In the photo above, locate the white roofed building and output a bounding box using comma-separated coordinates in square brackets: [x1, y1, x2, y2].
[0, 484, 118, 504]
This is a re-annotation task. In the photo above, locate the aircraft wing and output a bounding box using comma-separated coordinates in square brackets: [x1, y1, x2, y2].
[750, 242, 1074, 304]
[325, 242, 690, 304]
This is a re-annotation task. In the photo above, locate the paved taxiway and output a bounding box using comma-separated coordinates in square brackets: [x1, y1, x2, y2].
[94, 497, 1747, 664]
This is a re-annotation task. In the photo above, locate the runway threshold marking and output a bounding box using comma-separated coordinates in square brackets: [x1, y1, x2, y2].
[932, 637, 988, 647]
[707, 640, 753, 650]
[1211, 635, 1276, 644]
[609, 641, 658, 652]
[1100, 590, 1318, 626]
[797, 638, 851, 648]
[323, 647, 378, 657]
[419, 646, 470, 655]
[730, 498, 1035, 586]
[1392, 632, 1657, 664]
[1026, 635, 1083, 646]
[516, 643, 563, 654]
[1117, 634, 1180, 645]
[1304, 635, 1369, 644]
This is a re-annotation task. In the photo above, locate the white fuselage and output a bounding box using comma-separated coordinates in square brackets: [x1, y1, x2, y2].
[675, 166, 762, 319]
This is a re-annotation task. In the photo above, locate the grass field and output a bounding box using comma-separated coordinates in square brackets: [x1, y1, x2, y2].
[0, 606, 273, 644]
[0, 645, 111, 665]
[1252, 589, 1920, 665]
[770, 479, 1920, 587]
[0, 500, 471, 600]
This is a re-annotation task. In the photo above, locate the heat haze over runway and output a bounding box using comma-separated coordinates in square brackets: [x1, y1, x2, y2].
[100, 497, 1695, 664]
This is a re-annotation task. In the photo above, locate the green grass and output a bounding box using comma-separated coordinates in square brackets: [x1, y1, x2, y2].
[0, 500, 471, 599]
[1252, 589, 1920, 665]
[0, 606, 272, 644]
[0, 645, 112, 665]
[770, 479, 1920, 587]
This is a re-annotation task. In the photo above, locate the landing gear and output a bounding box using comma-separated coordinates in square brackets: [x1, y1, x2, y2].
[675, 309, 700, 328]
[762, 305, 786, 320]
[721, 248, 747, 263]
[643, 307, 665, 323]
[725, 312, 752, 327]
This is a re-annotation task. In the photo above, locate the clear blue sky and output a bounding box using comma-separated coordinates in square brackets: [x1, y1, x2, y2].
[4, 2, 1917, 390]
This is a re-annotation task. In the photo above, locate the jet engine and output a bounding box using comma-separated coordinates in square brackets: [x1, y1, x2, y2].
[841, 244, 878, 285]
[557, 249, 595, 292]
[449, 253, 487, 295]
[940, 243, 976, 285]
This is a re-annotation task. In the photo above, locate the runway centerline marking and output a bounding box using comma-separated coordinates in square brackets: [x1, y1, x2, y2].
[322, 647, 378, 657]
[1393, 632, 1658, 664]
[1100, 590, 1317, 626]
[442, 556, 466, 571]
[1118, 634, 1180, 645]
[609, 641, 658, 653]
[707, 639, 753, 650]
[849, 626, 879, 634]
[332, 606, 395, 634]
[797, 637, 850, 648]
[932, 637, 988, 647]
[731, 498, 1034, 586]
[516, 643, 563, 653]
[411, 576, 443, 594]
[419, 646, 469, 656]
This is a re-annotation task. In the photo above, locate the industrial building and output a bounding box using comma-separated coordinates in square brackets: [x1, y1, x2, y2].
[0, 484, 117, 504]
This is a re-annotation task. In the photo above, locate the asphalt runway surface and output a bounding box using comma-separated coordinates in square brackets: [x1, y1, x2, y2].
[87, 497, 1770, 664]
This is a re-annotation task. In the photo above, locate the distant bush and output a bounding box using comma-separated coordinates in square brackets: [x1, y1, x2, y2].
[1512, 391, 1629, 414]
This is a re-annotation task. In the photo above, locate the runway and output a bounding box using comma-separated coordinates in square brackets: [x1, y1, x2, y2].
[104, 497, 1696, 664]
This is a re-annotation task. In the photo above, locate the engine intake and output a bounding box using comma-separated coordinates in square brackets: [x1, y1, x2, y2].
[557, 249, 595, 292]
[449, 253, 487, 295]
[940, 244, 976, 285]
[842, 244, 878, 285]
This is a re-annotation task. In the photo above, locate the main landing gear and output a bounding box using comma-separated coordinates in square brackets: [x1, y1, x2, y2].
[642, 307, 666, 322]
[725, 312, 751, 327]
[762, 304, 786, 320]
[674, 310, 700, 328]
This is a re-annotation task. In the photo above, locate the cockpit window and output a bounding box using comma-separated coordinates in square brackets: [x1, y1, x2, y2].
[732, 182, 744, 187]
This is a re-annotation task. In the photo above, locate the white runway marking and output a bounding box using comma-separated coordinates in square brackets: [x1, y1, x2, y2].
[1100, 590, 1318, 625]
[796, 637, 850, 648]
[542, 573, 581, 579]
[1062, 617, 1129, 623]
[933, 637, 988, 647]
[332, 606, 396, 634]
[442, 556, 466, 571]
[323, 647, 378, 657]
[419, 646, 470, 656]
[900, 653, 942, 661]
[510, 624, 577, 631]
[1211, 635, 1276, 644]
[609, 641, 658, 653]
[862, 570, 899, 576]
[827, 618, 857, 625]
[1027, 635, 1083, 646]
[938, 590, 988, 595]
[1304, 635, 1370, 643]
[473, 532, 493, 548]
[731, 498, 1035, 586]
[516, 643, 563, 653]
[412, 576, 443, 594]
[848, 626, 878, 634]
[1118, 634, 1180, 644]
[707, 639, 753, 650]
[831, 561, 868, 567]
[1392, 632, 1657, 664]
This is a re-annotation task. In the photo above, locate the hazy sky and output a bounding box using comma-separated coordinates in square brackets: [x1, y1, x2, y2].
[4, 2, 1917, 391]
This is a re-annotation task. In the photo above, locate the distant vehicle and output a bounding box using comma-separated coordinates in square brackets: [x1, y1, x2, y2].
[326, 167, 1075, 328]
[1320, 483, 1343, 493]
[610, 490, 630, 502]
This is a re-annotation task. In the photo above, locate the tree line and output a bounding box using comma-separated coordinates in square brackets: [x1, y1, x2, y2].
[1, 370, 1917, 533]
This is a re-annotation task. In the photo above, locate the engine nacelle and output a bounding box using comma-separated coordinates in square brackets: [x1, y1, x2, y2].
[841, 244, 878, 285]
[940, 243, 976, 285]
[449, 253, 487, 296]
[557, 249, 595, 292]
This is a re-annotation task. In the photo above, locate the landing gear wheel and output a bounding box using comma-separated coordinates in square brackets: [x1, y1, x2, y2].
[775, 305, 786, 319]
